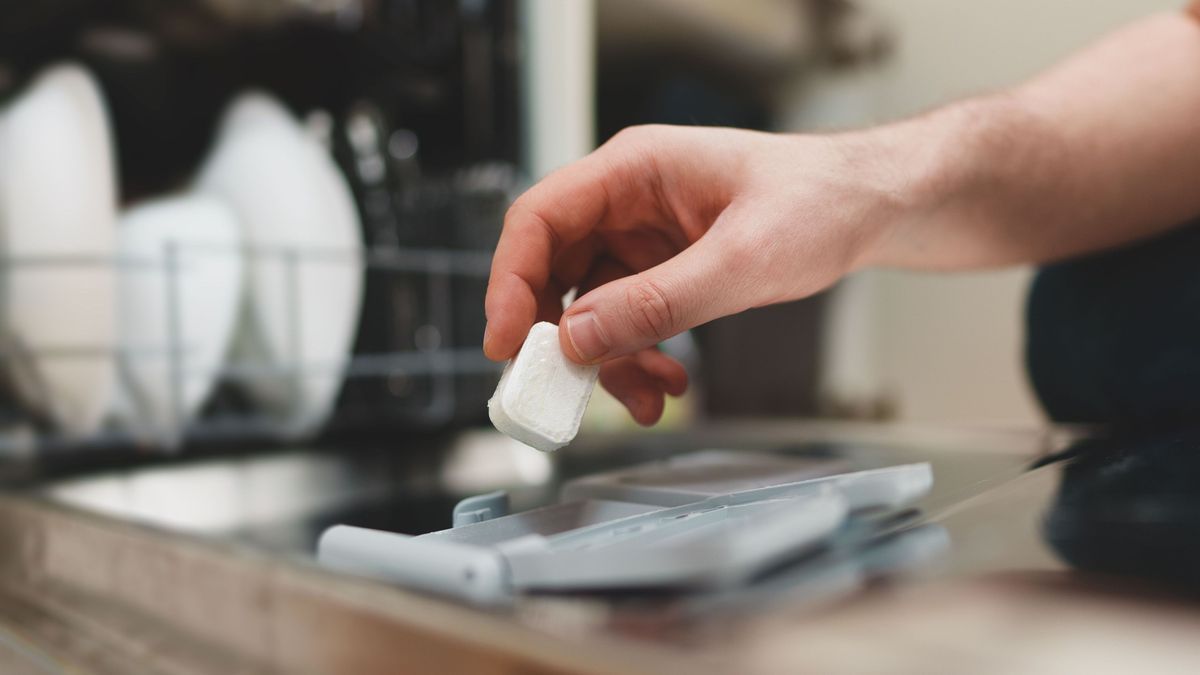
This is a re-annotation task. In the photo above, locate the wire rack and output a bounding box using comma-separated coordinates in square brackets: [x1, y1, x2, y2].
[0, 241, 504, 457]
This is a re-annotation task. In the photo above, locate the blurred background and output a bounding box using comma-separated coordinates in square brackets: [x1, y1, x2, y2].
[0, 5, 1196, 671]
[550, 0, 1183, 430]
[803, 0, 1181, 427]
[0, 0, 1180, 458]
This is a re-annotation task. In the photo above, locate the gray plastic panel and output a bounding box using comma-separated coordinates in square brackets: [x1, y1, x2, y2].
[431, 499, 662, 547]
[563, 451, 932, 512]
[502, 487, 849, 589]
[561, 450, 848, 507]
[317, 459, 935, 603]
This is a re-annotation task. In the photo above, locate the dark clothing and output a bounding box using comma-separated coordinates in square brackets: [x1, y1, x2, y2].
[1026, 218, 1200, 427]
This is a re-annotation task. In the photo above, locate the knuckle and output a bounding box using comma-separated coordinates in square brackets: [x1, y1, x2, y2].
[504, 197, 561, 251]
[503, 193, 533, 231]
[506, 185, 542, 220]
[625, 279, 677, 341]
[607, 124, 664, 149]
[608, 125, 643, 146]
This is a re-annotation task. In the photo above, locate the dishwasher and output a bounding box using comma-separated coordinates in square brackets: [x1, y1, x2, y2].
[0, 2, 1191, 674]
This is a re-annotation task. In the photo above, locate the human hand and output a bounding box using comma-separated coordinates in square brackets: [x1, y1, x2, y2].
[484, 124, 904, 424]
[493, 12, 1200, 426]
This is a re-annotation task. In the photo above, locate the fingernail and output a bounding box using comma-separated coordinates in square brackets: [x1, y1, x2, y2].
[566, 311, 611, 362]
[482, 322, 492, 350]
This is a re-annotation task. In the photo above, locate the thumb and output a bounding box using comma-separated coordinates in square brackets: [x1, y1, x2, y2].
[558, 235, 755, 364]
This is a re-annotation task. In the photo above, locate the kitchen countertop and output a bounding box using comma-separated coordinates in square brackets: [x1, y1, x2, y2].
[0, 421, 1196, 674]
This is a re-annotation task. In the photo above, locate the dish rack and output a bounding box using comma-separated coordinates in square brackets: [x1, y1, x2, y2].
[0, 158, 528, 457]
[0, 241, 505, 457]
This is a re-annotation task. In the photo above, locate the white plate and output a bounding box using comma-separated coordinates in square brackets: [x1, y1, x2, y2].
[196, 92, 363, 437]
[0, 63, 118, 436]
[113, 194, 243, 443]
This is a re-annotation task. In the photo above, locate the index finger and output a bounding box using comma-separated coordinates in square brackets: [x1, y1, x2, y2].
[483, 152, 631, 360]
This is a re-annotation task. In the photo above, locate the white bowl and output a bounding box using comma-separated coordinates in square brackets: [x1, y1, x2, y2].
[196, 92, 363, 437]
[113, 194, 244, 443]
[0, 63, 118, 436]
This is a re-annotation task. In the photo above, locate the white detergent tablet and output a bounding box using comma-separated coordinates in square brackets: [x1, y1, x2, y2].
[488, 322, 600, 452]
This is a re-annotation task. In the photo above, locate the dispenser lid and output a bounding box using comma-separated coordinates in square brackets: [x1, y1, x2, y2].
[318, 455, 934, 603]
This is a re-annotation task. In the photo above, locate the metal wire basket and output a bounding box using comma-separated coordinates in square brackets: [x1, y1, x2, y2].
[0, 240, 503, 457]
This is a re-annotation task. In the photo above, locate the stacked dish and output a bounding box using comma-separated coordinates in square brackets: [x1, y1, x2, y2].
[0, 64, 119, 437]
[113, 194, 243, 443]
[0, 65, 365, 445]
[196, 92, 364, 438]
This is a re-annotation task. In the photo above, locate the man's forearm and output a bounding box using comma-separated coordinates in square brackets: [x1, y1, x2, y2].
[865, 10, 1200, 271]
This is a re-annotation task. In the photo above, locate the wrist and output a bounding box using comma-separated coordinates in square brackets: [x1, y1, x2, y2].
[856, 92, 1047, 269]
